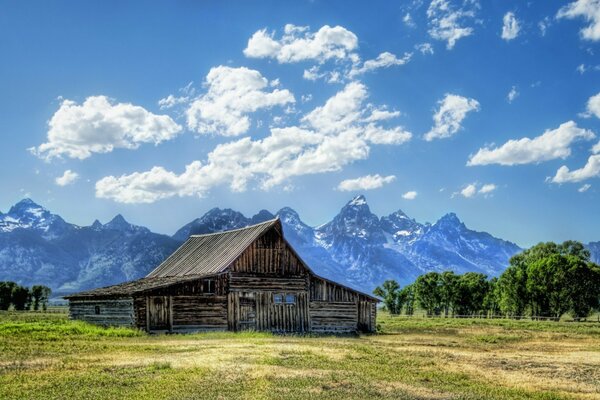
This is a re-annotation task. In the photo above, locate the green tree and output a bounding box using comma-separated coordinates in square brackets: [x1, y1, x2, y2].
[373, 280, 401, 314]
[11, 285, 31, 311]
[439, 271, 459, 317]
[565, 259, 600, 320]
[0, 281, 17, 310]
[454, 272, 489, 316]
[483, 277, 500, 316]
[415, 272, 442, 316]
[398, 284, 416, 315]
[31, 285, 52, 311]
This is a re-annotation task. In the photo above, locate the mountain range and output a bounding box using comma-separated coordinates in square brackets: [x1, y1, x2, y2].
[0, 196, 598, 296]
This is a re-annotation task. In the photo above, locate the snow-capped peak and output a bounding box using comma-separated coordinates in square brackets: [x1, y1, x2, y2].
[348, 194, 367, 206]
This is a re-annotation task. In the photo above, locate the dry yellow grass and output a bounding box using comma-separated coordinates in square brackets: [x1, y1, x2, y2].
[0, 312, 599, 399]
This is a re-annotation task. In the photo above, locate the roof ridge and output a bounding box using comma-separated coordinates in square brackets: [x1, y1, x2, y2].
[189, 216, 280, 237]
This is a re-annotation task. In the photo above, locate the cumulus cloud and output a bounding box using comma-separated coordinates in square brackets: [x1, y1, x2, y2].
[507, 86, 519, 103]
[424, 94, 480, 141]
[348, 52, 412, 77]
[557, 0, 600, 41]
[552, 155, 600, 183]
[55, 170, 79, 186]
[402, 190, 418, 200]
[245, 25, 410, 82]
[30, 96, 182, 160]
[337, 174, 396, 191]
[427, 0, 478, 49]
[460, 183, 477, 198]
[244, 24, 359, 63]
[467, 121, 595, 166]
[584, 92, 600, 118]
[456, 182, 496, 198]
[501, 12, 520, 40]
[185, 66, 295, 136]
[96, 82, 413, 203]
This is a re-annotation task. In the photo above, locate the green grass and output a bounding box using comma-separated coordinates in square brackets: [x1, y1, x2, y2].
[0, 312, 598, 399]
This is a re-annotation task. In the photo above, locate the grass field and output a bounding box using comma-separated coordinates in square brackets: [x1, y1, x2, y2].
[0, 312, 599, 400]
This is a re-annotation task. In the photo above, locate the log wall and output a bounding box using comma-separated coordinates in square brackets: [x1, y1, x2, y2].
[227, 291, 309, 332]
[309, 301, 358, 333]
[69, 298, 134, 327]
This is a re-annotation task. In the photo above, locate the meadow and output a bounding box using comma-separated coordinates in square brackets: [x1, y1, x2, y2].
[0, 312, 599, 400]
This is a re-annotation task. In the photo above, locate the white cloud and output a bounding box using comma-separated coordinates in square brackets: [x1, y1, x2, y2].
[244, 24, 359, 63]
[415, 42, 435, 55]
[507, 86, 519, 103]
[577, 64, 588, 74]
[501, 12, 520, 41]
[337, 174, 396, 191]
[593, 140, 600, 153]
[402, 190, 418, 200]
[456, 182, 496, 198]
[585, 92, 600, 118]
[539, 17, 551, 36]
[403, 13, 416, 28]
[348, 52, 412, 77]
[579, 183, 592, 192]
[557, 0, 600, 41]
[467, 121, 596, 166]
[479, 183, 497, 194]
[427, 0, 478, 49]
[96, 82, 413, 203]
[460, 183, 477, 198]
[158, 94, 189, 109]
[363, 108, 401, 123]
[55, 170, 79, 186]
[424, 93, 480, 141]
[30, 96, 182, 160]
[552, 155, 600, 183]
[185, 66, 295, 136]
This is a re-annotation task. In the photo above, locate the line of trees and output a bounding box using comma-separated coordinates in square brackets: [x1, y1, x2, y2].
[0, 282, 52, 311]
[374, 241, 600, 321]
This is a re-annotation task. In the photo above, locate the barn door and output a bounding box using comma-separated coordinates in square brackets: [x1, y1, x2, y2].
[238, 296, 256, 331]
[148, 296, 170, 331]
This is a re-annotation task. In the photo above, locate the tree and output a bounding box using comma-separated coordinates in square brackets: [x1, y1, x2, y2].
[454, 272, 489, 316]
[31, 285, 52, 311]
[498, 240, 600, 320]
[565, 259, 600, 320]
[483, 277, 500, 316]
[373, 280, 401, 314]
[415, 272, 442, 316]
[0, 281, 17, 310]
[398, 284, 416, 315]
[439, 271, 459, 317]
[11, 285, 31, 311]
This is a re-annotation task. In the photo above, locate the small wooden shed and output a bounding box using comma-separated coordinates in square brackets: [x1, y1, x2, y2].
[65, 218, 378, 333]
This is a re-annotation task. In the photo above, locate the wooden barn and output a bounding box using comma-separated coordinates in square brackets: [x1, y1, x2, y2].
[65, 218, 378, 333]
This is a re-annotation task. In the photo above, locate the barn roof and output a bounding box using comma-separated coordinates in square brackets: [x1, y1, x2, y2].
[146, 218, 281, 278]
[64, 274, 215, 299]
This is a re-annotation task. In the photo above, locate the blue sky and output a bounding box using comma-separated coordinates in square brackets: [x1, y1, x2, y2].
[1, 0, 599, 247]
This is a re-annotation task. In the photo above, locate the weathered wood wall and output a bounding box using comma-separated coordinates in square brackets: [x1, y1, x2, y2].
[69, 298, 134, 327]
[133, 275, 228, 332]
[172, 295, 227, 331]
[231, 226, 308, 276]
[227, 291, 309, 332]
[309, 276, 377, 332]
[309, 301, 357, 333]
